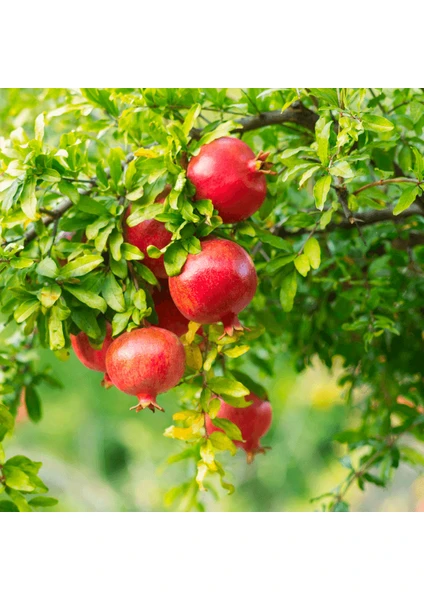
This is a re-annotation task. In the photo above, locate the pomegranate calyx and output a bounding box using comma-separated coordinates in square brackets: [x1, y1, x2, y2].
[101, 373, 114, 389]
[220, 313, 245, 338]
[248, 151, 276, 176]
[246, 445, 271, 464]
[130, 393, 164, 413]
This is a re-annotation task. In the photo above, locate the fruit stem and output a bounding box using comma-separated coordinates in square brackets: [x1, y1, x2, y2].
[130, 393, 164, 413]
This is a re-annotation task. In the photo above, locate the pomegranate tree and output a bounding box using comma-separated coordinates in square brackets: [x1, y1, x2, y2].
[205, 393, 273, 462]
[169, 238, 257, 335]
[105, 326, 186, 412]
[187, 137, 274, 223]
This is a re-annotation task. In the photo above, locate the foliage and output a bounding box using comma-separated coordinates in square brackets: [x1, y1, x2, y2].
[1, 88, 424, 512]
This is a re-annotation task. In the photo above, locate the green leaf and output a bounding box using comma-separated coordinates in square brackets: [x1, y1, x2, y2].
[208, 431, 237, 455]
[313, 175, 332, 211]
[304, 238, 321, 269]
[109, 230, 123, 261]
[223, 345, 250, 358]
[48, 305, 65, 350]
[147, 245, 162, 259]
[299, 165, 320, 188]
[133, 262, 158, 286]
[60, 255, 103, 279]
[14, 300, 40, 324]
[393, 185, 419, 216]
[183, 104, 201, 137]
[280, 269, 297, 312]
[316, 118, 332, 166]
[211, 418, 244, 442]
[108, 148, 124, 186]
[20, 177, 37, 220]
[36, 257, 59, 278]
[41, 169, 61, 183]
[208, 377, 249, 398]
[133, 289, 147, 311]
[10, 257, 35, 269]
[25, 387, 42, 423]
[181, 236, 201, 255]
[412, 147, 424, 179]
[112, 310, 133, 336]
[164, 242, 188, 277]
[102, 272, 126, 312]
[35, 112, 45, 142]
[71, 308, 101, 339]
[126, 204, 163, 227]
[197, 121, 242, 146]
[264, 254, 296, 275]
[121, 243, 144, 261]
[3, 466, 35, 492]
[38, 284, 62, 308]
[362, 114, 394, 133]
[0, 404, 14, 442]
[0, 500, 19, 512]
[329, 160, 354, 179]
[228, 370, 268, 400]
[254, 229, 293, 252]
[58, 180, 80, 204]
[64, 285, 107, 312]
[28, 496, 58, 508]
[294, 254, 311, 277]
[96, 160, 109, 188]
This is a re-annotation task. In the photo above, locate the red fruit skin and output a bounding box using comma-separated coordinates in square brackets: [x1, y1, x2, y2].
[124, 206, 172, 279]
[187, 137, 267, 223]
[205, 393, 272, 461]
[168, 238, 257, 335]
[105, 326, 186, 412]
[71, 322, 113, 373]
[153, 283, 190, 337]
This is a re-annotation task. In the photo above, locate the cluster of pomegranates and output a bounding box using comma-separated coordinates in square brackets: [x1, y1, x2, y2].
[71, 137, 273, 459]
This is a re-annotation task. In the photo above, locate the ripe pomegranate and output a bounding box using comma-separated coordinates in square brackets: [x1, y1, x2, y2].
[71, 322, 113, 386]
[168, 238, 257, 336]
[205, 392, 272, 462]
[152, 282, 190, 337]
[187, 137, 274, 223]
[124, 189, 172, 279]
[105, 326, 186, 412]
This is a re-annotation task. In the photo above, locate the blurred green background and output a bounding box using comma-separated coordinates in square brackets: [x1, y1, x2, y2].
[7, 350, 423, 511]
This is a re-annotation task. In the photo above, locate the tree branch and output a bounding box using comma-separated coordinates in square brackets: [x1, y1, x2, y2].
[190, 101, 318, 140]
[23, 198, 74, 244]
[276, 204, 424, 238]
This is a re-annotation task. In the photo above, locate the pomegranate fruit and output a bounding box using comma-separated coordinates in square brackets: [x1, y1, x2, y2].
[152, 282, 190, 337]
[205, 392, 272, 462]
[124, 202, 172, 279]
[71, 322, 113, 376]
[168, 238, 257, 335]
[105, 326, 185, 412]
[187, 137, 274, 223]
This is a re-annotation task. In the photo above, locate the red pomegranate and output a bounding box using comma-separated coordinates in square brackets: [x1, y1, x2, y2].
[71, 322, 113, 374]
[152, 283, 190, 337]
[187, 137, 274, 223]
[105, 326, 186, 412]
[205, 392, 272, 462]
[168, 238, 257, 336]
[124, 202, 172, 279]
